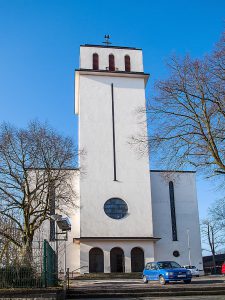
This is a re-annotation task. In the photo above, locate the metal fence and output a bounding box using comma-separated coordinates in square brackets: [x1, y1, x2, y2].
[204, 266, 222, 275]
[0, 267, 44, 288]
[43, 239, 57, 287]
[0, 239, 57, 288]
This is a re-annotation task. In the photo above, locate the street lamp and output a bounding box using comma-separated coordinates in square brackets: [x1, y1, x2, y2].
[56, 217, 71, 232]
[187, 229, 192, 266]
[49, 214, 71, 282]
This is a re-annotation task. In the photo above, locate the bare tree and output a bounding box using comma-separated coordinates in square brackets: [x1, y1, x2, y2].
[133, 31, 225, 177]
[0, 215, 21, 266]
[0, 121, 79, 265]
[209, 198, 225, 229]
[201, 218, 224, 273]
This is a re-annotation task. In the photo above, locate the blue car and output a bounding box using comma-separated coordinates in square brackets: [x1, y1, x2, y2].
[143, 261, 192, 285]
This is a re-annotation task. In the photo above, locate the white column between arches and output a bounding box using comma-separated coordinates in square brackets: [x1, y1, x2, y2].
[124, 246, 131, 273]
[104, 249, 110, 273]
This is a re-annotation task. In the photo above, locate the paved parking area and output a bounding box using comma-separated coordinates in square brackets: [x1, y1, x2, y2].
[68, 276, 225, 299]
[70, 275, 225, 289]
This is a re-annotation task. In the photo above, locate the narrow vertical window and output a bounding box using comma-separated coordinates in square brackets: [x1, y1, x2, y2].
[93, 53, 99, 70]
[111, 83, 117, 181]
[169, 181, 178, 241]
[109, 54, 115, 71]
[125, 55, 131, 72]
[49, 186, 56, 241]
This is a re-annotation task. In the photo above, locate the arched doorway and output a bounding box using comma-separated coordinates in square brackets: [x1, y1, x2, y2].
[89, 248, 104, 273]
[110, 247, 125, 273]
[131, 247, 144, 272]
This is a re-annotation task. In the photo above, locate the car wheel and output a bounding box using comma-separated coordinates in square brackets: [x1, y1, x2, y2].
[143, 276, 148, 284]
[184, 279, 191, 284]
[196, 275, 200, 277]
[159, 275, 166, 285]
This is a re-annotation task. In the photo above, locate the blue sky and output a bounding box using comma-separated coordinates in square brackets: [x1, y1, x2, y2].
[0, 0, 224, 219]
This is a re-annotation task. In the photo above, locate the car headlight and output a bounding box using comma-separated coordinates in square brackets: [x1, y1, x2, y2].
[187, 270, 191, 275]
[166, 272, 174, 276]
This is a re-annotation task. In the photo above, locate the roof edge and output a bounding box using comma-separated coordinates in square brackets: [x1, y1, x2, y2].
[27, 167, 80, 171]
[74, 236, 160, 241]
[75, 68, 149, 76]
[150, 169, 196, 173]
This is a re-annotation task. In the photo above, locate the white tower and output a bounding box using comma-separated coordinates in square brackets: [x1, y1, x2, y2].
[74, 39, 158, 273]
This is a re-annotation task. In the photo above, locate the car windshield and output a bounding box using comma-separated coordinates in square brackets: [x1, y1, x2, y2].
[157, 261, 181, 269]
[185, 266, 196, 269]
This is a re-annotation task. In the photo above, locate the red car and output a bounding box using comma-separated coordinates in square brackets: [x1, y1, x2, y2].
[222, 263, 225, 275]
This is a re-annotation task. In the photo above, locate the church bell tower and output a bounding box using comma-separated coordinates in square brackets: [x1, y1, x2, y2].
[74, 38, 157, 273]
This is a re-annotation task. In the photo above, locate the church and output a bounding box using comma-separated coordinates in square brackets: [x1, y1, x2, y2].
[65, 40, 203, 274]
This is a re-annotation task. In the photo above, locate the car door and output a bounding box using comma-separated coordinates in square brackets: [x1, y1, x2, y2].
[151, 263, 158, 280]
[144, 263, 151, 280]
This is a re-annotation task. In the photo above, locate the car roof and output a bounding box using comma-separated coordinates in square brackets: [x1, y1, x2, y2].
[157, 261, 177, 263]
[147, 261, 177, 264]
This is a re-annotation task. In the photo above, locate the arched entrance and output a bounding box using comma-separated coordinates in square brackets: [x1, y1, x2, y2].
[110, 247, 125, 273]
[89, 247, 104, 273]
[131, 247, 144, 272]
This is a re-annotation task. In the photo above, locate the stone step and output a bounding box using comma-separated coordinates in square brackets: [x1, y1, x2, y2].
[67, 285, 225, 299]
[66, 288, 225, 299]
[71, 273, 142, 280]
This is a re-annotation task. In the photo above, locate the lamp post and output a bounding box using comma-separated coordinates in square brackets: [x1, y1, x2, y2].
[55, 217, 71, 278]
[187, 229, 192, 266]
[49, 214, 62, 278]
[49, 214, 71, 286]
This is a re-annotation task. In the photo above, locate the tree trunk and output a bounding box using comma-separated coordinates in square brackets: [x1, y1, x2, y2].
[20, 238, 33, 267]
[212, 250, 217, 274]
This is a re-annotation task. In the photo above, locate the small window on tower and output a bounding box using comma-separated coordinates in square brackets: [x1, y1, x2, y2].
[93, 53, 99, 70]
[125, 55, 131, 72]
[109, 54, 115, 71]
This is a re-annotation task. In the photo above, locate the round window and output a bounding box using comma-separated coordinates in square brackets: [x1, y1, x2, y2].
[173, 250, 180, 257]
[104, 198, 128, 220]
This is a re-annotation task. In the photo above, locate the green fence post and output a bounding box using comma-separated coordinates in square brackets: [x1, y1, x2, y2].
[43, 239, 47, 287]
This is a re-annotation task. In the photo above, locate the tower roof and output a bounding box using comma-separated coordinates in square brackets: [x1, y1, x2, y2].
[80, 44, 142, 51]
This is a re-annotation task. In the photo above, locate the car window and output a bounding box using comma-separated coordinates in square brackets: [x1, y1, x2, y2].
[185, 265, 195, 269]
[157, 261, 181, 269]
[158, 262, 172, 269]
[170, 261, 181, 268]
[145, 263, 151, 270]
[151, 263, 158, 270]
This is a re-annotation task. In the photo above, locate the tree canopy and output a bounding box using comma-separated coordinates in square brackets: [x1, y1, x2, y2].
[0, 121, 79, 265]
[134, 31, 225, 177]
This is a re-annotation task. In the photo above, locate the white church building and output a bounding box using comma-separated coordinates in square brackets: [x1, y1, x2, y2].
[64, 42, 203, 274]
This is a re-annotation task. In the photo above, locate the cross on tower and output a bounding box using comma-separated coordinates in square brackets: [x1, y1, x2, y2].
[103, 35, 111, 46]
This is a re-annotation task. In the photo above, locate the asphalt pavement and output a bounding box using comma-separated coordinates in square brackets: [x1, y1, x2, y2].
[67, 276, 225, 299]
[79, 297, 225, 300]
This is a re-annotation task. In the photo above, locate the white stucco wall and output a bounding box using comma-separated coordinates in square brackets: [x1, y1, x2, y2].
[79, 240, 155, 274]
[150, 171, 203, 271]
[34, 170, 81, 273]
[78, 73, 153, 238]
[63, 170, 80, 272]
[80, 46, 144, 72]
